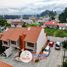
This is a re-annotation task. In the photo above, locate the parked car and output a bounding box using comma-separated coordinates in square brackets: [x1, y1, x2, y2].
[55, 41, 61, 50]
[43, 45, 50, 57]
[49, 41, 54, 47]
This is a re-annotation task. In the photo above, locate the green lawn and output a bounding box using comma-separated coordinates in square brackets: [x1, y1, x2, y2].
[45, 27, 67, 37]
[26, 23, 40, 27]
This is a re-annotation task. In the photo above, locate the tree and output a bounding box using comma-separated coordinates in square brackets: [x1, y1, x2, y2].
[59, 7, 67, 23]
[59, 13, 66, 23]
[0, 17, 11, 27]
[62, 40, 67, 49]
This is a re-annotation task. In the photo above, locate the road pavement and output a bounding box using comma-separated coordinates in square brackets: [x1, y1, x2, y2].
[36, 46, 63, 67]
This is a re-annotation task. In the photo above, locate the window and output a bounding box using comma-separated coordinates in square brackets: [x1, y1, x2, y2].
[4, 41, 8, 44]
[55, 44, 60, 47]
[27, 42, 34, 47]
[11, 41, 16, 44]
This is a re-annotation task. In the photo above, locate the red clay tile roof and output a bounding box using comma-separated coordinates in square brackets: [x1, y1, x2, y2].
[0, 61, 12, 67]
[0, 28, 27, 41]
[0, 27, 42, 43]
[58, 23, 65, 27]
[44, 21, 58, 25]
[58, 23, 67, 27]
[24, 27, 42, 43]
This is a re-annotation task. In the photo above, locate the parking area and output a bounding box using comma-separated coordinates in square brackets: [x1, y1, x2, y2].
[36, 45, 63, 67]
[0, 44, 63, 67]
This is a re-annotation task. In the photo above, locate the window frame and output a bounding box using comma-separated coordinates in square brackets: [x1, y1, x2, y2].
[27, 42, 34, 47]
[11, 40, 16, 45]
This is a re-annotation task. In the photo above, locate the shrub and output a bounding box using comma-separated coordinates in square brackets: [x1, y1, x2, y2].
[54, 30, 65, 37]
[63, 62, 67, 67]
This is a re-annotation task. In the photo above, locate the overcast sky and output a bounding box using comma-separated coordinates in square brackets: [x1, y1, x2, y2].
[0, 0, 67, 15]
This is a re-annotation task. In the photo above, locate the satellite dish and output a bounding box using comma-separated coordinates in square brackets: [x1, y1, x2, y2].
[20, 50, 32, 63]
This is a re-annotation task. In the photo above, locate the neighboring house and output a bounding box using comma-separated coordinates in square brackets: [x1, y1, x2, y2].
[0, 27, 47, 54]
[22, 19, 33, 24]
[11, 19, 22, 27]
[7, 19, 34, 27]
[44, 21, 58, 28]
[0, 61, 12, 67]
[36, 19, 46, 23]
[58, 23, 67, 30]
[36, 17, 50, 23]
[44, 20, 67, 30]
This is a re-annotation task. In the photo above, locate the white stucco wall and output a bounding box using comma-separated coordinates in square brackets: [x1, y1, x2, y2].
[17, 25, 22, 27]
[36, 28, 47, 54]
[10, 40, 19, 48]
[2, 41, 10, 47]
[59, 27, 65, 30]
[2, 39, 20, 49]
[11, 24, 15, 27]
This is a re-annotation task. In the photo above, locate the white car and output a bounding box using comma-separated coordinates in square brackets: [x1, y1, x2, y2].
[55, 42, 61, 50]
[43, 45, 50, 57]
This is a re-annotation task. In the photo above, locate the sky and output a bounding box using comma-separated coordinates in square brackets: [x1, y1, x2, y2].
[0, 0, 67, 15]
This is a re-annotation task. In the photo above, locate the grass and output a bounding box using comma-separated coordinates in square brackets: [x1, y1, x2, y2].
[26, 23, 40, 27]
[45, 27, 67, 37]
[45, 28, 58, 36]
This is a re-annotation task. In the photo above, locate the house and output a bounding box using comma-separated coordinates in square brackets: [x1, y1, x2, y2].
[36, 17, 50, 23]
[7, 19, 34, 28]
[22, 19, 33, 24]
[0, 61, 12, 67]
[58, 23, 67, 30]
[11, 19, 22, 27]
[44, 20, 58, 28]
[0, 27, 47, 54]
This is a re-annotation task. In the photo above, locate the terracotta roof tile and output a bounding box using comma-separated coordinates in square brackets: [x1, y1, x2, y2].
[24, 27, 42, 43]
[0, 61, 12, 67]
[44, 21, 58, 25]
[58, 23, 67, 27]
[0, 27, 42, 43]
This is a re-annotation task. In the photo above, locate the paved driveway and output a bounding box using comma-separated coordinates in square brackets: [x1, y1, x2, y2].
[0, 45, 63, 67]
[36, 46, 63, 67]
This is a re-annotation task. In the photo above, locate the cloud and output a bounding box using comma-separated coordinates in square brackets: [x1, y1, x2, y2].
[0, 0, 67, 15]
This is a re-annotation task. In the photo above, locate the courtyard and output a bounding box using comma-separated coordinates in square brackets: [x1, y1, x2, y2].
[0, 44, 63, 67]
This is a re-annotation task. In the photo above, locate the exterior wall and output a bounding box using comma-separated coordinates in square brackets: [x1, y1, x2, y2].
[10, 40, 19, 48]
[36, 28, 47, 54]
[17, 25, 22, 27]
[59, 27, 65, 30]
[46, 25, 57, 28]
[11, 24, 15, 27]
[2, 39, 20, 48]
[11, 24, 22, 28]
